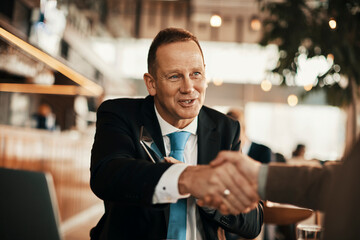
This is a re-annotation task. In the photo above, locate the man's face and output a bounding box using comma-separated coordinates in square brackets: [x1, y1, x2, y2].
[144, 40, 207, 129]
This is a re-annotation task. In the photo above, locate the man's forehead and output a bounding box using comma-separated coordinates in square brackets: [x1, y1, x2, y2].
[158, 42, 202, 59]
[157, 40, 201, 53]
[153, 40, 205, 74]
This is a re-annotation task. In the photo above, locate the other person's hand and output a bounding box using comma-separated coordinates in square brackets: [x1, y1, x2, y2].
[178, 160, 259, 215]
[211, 151, 261, 186]
[203, 151, 261, 214]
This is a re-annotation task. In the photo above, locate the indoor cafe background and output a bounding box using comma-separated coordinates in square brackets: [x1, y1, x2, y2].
[0, 0, 358, 239]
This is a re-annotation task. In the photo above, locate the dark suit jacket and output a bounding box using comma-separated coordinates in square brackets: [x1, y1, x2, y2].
[90, 96, 263, 240]
[248, 142, 272, 164]
[265, 139, 360, 239]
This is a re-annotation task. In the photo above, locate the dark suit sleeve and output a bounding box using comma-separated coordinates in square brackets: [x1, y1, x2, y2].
[200, 192, 264, 238]
[90, 100, 172, 207]
[259, 145, 272, 164]
[249, 143, 272, 164]
[215, 202, 263, 238]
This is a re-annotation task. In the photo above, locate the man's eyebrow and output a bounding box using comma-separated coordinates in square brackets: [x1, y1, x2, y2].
[192, 67, 205, 71]
[163, 70, 181, 75]
[162, 66, 204, 74]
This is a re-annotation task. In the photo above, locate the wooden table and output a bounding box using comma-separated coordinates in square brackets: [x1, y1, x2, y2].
[263, 201, 313, 225]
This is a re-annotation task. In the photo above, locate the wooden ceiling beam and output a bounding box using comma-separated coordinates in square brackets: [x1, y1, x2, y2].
[0, 27, 104, 97]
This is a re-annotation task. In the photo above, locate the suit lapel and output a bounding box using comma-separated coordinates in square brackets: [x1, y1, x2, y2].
[140, 96, 170, 229]
[140, 96, 166, 158]
[197, 108, 221, 165]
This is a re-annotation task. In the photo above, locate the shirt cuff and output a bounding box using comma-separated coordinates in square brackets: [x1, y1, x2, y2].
[152, 163, 191, 204]
[258, 164, 269, 199]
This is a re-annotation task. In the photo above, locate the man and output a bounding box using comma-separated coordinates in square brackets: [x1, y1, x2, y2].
[90, 28, 263, 239]
[209, 138, 360, 240]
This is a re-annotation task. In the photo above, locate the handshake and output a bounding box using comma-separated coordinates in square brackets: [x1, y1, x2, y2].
[176, 151, 262, 216]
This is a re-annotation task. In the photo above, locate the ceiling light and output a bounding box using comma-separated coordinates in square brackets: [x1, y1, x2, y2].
[329, 18, 337, 29]
[260, 79, 272, 92]
[250, 17, 261, 31]
[210, 15, 222, 27]
[287, 94, 298, 107]
[213, 78, 223, 86]
[304, 84, 313, 91]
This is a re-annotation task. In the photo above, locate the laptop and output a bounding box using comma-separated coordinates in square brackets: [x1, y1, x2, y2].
[0, 167, 62, 240]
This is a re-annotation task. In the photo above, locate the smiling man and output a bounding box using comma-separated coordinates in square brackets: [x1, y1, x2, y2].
[90, 28, 263, 240]
[144, 40, 206, 129]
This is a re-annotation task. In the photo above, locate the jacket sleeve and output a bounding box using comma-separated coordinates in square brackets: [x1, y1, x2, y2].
[200, 201, 264, 239]
[218, 201, 263, 238]
[90, 100, 172, 207]
[265, 163, 339, 211]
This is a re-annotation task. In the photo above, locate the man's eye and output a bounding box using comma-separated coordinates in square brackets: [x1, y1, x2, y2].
[192, 72, 201, 77]
[169, 75, 179, 79]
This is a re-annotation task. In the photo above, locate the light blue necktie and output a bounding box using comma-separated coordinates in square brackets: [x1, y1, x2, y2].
[166, 131, 191, 240]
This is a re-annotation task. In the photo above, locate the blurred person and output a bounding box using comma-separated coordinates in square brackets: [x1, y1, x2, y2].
[273, 152, 286, 163]
[207, 137, 360, 240]
[287, 143, 321, 166]
[32, 103, 56, 130]
[226, 108, 272, 164]
[292, 144, 306, 159]
[90, 28, 263, 240]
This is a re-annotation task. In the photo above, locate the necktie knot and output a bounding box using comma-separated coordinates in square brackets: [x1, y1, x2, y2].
[167, 131, 191, 151]
[167, 131, 191, 163]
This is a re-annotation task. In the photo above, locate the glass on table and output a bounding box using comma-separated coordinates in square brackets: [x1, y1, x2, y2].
[296, 224, 323, 240]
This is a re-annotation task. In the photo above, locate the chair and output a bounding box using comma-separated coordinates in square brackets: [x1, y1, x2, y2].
[0, 167, 62, 240]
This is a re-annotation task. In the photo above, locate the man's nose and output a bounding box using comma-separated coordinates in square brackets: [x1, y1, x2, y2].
[180, 76, 194, 93]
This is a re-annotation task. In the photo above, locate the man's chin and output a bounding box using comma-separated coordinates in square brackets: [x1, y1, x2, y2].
[178, 110, 200, 120]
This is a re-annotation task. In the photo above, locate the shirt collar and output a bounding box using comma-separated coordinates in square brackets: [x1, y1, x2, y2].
[154, 104, 198, 136]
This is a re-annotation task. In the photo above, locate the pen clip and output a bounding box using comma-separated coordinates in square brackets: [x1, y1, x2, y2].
[139, 126, 162, 163]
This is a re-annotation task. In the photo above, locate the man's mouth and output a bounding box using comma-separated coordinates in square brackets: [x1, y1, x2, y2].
[179, 99, 196, 106]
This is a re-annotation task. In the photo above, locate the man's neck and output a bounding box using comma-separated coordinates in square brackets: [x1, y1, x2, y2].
[154, 104, 197, 136]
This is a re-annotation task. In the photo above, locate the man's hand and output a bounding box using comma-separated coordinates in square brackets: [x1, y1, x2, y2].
[203, 151, 262, 214]
[164, 156, 183, 164]
[178, 159, 260, 215]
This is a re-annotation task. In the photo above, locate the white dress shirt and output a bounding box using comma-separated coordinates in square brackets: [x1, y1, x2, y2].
[242, 139, 251, 155]
[152, 105, 203, 240]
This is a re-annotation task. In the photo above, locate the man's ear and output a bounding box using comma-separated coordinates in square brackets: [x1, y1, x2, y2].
[143, 73, 157, 96]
